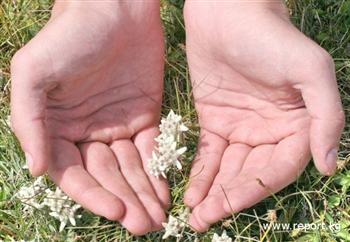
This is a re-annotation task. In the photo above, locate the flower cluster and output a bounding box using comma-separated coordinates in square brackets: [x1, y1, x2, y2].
[148, 110, 188, 178]
[15, 177, 46, 213]
[42, 187, 82, 232]
[212, 230, 233, 242]
[15, 177, 81, 232]
[162, 207, 190, 239]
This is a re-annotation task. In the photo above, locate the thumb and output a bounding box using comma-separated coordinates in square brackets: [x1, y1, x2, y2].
[10, 50, 53, 176]
[299, 51, 344, 175]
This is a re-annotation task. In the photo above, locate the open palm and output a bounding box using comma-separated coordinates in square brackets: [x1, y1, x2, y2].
[11, 2, 167, 235]
[183, 1, 344, 231]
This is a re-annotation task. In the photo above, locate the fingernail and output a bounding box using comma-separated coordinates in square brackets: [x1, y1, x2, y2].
[25, 152, 33, 171]
[326, 148, 338, 170]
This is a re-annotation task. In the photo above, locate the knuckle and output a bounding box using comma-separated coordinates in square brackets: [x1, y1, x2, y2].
[11, 48, 50, 86]
[11, 49, 34, 74]
[315, 48, 334, 69]
[83, 143, 117, 168]
[87, 155, 114, 170]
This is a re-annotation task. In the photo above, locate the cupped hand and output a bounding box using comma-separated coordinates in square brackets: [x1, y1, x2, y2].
[183, 1, 344, 231]
[11, 1, 168, 235]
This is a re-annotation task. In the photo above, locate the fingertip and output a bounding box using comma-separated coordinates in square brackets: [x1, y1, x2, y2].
[150, 208, 166, 231]
[315, 162, 336, 176]
[162, 197, 171, 209]
[325, 148, 338, 174]
[141, 199, 166, 230]
[184, 187, 203, 208]
[30, 168, 47, 177]
[124, 216, 153, 236]
[30, 164, 48, 177]
[26, 152, 48, 177]
[103, 197, 126, 221]
[127, 227, 150, 236]
[198, 196, 227, 224]
[313, 149, 338, 176]
[189, 208, 209, 232]
[325, 169, 336, 176]
[79, 188, 127, 222]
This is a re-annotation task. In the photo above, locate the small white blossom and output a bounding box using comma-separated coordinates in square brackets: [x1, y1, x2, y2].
[162, 207, 190, 239]
[159, 110, 188, 137]
[177, 207, 190, 226]
[162, 215, 182, 239]
[42, 187, 81, 232]
[212, 230, 232, 242]
[149, 110, 188, 178]
[15, 174, 81, 232]
[15, 177, 46, 212]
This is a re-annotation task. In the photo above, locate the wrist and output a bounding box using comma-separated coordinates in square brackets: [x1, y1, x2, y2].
[185, 0, 288, 17]
[233, 1, 288, 15]
[52, 1, 161, 23]
[52, 0, 160, 13]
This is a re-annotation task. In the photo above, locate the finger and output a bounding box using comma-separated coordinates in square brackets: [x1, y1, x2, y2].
[10, 51, 51, 176]
[191, 133, 310, 231]
[297, 50, 344, 175]
[110, 139, 166, 230]
[79, 141, 153, 235]
[192, 144, 271, 230]
[188, 143, 251, 233]
[184, 129, 227, 208]
[48, 139, 125, 221]
[239, 144, 275, 171]
[207, 143, 251, 196]
[133, 127, 170, 209]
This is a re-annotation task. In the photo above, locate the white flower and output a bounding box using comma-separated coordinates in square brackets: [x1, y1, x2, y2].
[148, 110, 188, 178]
[15, 177, 46, 212]
[162, 215, 182, 239]
[159, 110, 188, 137]
[162, 207, 190, 239]
[15, 175, 81, 232]
[178, 207, 190, 226]
[212, 230, 232, 242]
[42, 187, 81, 232]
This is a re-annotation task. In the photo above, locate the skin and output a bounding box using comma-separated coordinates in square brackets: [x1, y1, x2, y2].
[183, 1, 344, 231]
[11, 1, 168, 235]
[11, 0, 344, 235]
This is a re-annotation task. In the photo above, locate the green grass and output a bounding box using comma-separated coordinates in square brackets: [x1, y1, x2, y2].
[1, 0, 350, 241]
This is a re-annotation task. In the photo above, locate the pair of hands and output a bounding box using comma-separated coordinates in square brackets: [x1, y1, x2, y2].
[10, 1, 344, 234]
